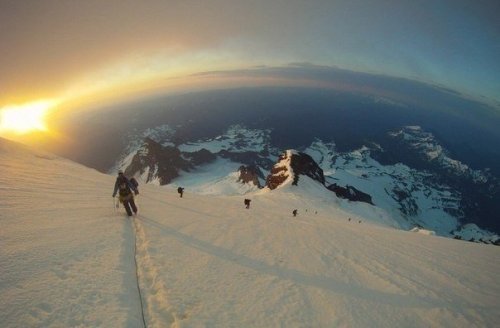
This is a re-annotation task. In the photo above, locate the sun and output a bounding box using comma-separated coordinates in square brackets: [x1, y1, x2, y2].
[0, 100, 57, 135]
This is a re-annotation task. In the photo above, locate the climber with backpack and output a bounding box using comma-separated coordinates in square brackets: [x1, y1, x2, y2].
[112, 171, 139, 216]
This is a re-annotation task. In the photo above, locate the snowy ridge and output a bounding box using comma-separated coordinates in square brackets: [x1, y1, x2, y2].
[115, 125, 498, 243]
[303, 139, 337, 175]
[179, 125, 275, 154]
[2, 137, 500, 327]
[115, 124, 278, 187]
[112, 124, 176, 174]
[452, 223, 500, 243]
[389, 126, 488, 183]
[303, 141, 463, 235]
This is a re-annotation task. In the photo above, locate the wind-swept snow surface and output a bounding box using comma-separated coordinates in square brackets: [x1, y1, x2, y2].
[0, 139, 144, 327]
[1, 137, 499, 327]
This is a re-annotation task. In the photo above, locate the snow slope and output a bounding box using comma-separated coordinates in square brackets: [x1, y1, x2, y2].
[0, 138, 143, 327]
[1, 138, 500, 327]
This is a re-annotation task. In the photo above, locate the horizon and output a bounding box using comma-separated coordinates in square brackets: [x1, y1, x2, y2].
[1, 1, 500, 141]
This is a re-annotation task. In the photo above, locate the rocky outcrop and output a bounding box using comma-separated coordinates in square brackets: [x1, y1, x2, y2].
[266, 152, 290, 190]
[124, 138, 191, 185]
[289, 152, 325, 186]
[265, 150, 325, 190]
[327, 183, 374, 205]
[237, 165, 262, 187]
[182, 148, 217, 166]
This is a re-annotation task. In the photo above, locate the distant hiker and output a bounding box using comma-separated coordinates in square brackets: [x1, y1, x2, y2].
[293, 209, 298, 217]
[244, 198, 251, 209]
[112, 171, 139, 217]
[348, 218, 351, 222]
[315, 211, 317, 215]
[177, 187, 184, 198]
[359, 220, 362, 224]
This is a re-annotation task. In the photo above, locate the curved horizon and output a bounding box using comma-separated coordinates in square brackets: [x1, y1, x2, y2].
[1, 0, 499, 118]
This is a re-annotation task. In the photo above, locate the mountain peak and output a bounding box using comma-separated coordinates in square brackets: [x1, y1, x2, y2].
[124, 138, 191, 185]
[265, 150, 325, 190]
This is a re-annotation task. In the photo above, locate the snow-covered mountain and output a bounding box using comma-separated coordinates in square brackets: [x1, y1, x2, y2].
[265, 150, 325, 190]
[388, 126, 489, 183]
[2, 137, 500, 327]
[115, 124, 499, 244]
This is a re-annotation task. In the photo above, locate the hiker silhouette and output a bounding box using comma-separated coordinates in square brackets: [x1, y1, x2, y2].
[112, 171, 139, 216]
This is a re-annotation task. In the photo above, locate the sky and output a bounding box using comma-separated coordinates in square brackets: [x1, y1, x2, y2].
[0, 0, 499, 130]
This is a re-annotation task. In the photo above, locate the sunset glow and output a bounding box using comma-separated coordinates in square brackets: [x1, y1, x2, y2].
[0, 100, 57, 135]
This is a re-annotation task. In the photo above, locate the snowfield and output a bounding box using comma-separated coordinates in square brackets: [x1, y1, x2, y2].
[1, 137, 499, 327]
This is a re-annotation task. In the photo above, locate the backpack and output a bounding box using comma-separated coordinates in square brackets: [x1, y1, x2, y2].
[117, 177, 132, 196]
[130, 178, 139, 189]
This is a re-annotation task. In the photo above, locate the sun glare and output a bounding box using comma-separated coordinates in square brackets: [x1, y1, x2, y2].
[0, 100, 56, 135]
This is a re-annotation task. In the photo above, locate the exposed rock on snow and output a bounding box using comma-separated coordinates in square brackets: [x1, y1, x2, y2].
[266, 151, 293, 190]
[182, 148, 217, 166]
[237, 165, 262, 187]
[289, 151, 325, 186]
[266, 150, 325, 190]
[327, 183, 374, 205]
[125, 138, 191, 185]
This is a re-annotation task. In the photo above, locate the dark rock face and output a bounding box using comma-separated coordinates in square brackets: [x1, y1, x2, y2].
[265, 151, 325, 189]
[327, 183, 374, 205]
[289, 152, 325, 186]
[182, 148, 217, 166]
[237, 165, 262, 187]
[125, 138, 191, 185]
